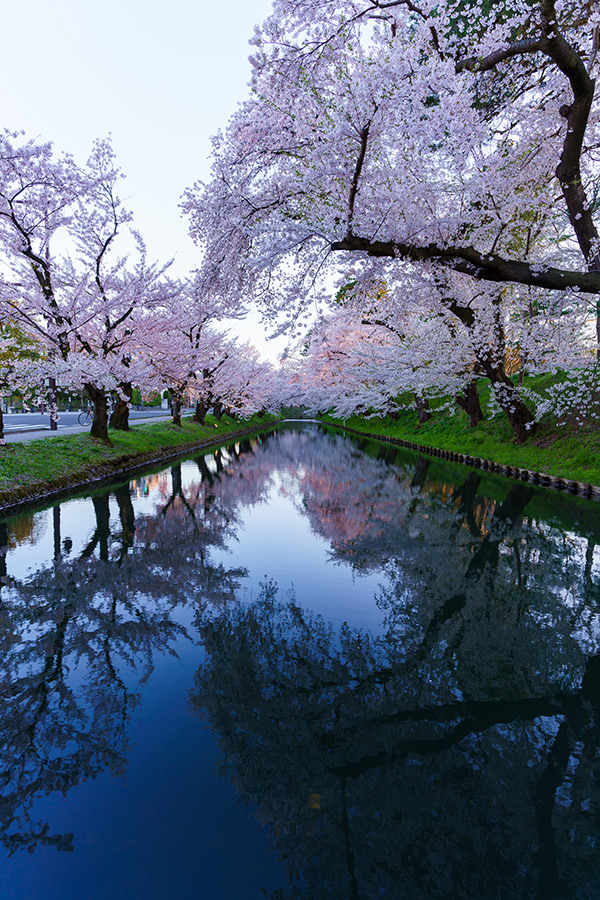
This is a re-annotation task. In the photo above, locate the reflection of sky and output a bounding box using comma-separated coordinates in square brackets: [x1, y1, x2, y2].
[3, 432, 600, 898]
[6, 476, 171, 580]
[210, 474, 387, 632]
[2, 602, 286, 900]
[7, 498, 120, 580]
[5, 451, 388, 631]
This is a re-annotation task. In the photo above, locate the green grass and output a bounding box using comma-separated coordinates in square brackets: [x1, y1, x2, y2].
[0, 413, 279, 506]
[4, 391, 600, 508]
[321, 399, 600, 486]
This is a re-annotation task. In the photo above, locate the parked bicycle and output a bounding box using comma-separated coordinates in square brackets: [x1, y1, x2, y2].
[78, 407, 93, 426]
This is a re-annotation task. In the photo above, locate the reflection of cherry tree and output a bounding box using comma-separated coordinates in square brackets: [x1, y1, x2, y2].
[191, 583, 600, 900]
[186, 429, 600, 681]
[0, 438, 276, 855]
[0, 493, 199, 854]
[3, 425, 600, 886]
[262, 431, 600, 678]
[133, 442, 278, 604]
[179, 429, 600, 899]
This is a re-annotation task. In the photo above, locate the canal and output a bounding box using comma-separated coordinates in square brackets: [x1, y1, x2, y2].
[1, 424, 599, 899]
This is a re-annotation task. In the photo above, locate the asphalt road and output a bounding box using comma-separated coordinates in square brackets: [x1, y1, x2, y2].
[2, 408, 177, 443]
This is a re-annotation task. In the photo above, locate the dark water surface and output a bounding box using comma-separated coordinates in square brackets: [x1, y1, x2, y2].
[1, 425, 599, 899]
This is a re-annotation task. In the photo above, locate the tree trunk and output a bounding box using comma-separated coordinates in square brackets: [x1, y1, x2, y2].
[213, 399, 225, 420]
[171, 392, 182, 427]
[53, 506, 61, 560]
[94, 494, 111, 562]
[0, 521, 8, 581]
[481, 361, 536, 443]
[81, 493, 111, 560]
[467, 483, 534, 576]
[0, 406, 4, 446]
[414, 394, 431, 426]
[193, 398, 210, 425]
[196, 454, 214, 486]
[48, 376, 58, 431]
[85, 384, 110, 442]
[453, 472, 482, 537]
[410, 455, 430, 490]
[455, 380, 483, 427]
[114, 483, 135, 555]
[110, 382, 132, 431]
[499, 394, 536, 443]
[442, 295, 535, 442]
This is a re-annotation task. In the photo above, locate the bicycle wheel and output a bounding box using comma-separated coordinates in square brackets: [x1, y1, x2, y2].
[78, 410, 91, 426]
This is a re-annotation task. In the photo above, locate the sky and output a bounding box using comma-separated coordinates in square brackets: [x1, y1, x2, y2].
[1, 0, 285, 357]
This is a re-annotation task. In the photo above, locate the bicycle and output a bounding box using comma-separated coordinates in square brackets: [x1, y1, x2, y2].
[78, 407, 93, 426]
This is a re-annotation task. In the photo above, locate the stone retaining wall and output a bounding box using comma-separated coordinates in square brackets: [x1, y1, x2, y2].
[327, 422, 600, 501]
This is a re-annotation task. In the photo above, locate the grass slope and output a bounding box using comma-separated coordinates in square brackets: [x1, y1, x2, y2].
[0, 413, 278, 508]
[322, 404, 600, 486]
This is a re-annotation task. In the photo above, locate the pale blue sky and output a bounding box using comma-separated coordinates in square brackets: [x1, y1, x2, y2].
[3, 0, 274, 270]
[2, 0, 282, 352]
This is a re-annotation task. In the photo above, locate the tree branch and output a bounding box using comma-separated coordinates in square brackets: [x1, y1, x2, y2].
[348, 122, 371, 229]
[456, 38, 543, 74]
[455, 1, 599, 274]
[539, 0, 600, 271]
[331, 233, 600, 292]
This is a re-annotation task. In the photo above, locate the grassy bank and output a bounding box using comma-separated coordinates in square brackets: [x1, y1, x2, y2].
[0, 413, 279, 510]
[322, 403, 600, 487]
[3, 402, 598, 511]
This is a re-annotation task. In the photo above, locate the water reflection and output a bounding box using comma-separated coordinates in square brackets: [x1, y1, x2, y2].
[0, 448, 254, 858]
[192, 584, 600, 900]
[1, 426, 599, 899]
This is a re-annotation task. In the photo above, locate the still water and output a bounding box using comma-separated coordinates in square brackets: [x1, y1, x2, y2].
[1, 425, 599, 900]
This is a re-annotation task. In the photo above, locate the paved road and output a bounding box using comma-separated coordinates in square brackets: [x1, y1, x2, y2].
[2, 408, 178, 443]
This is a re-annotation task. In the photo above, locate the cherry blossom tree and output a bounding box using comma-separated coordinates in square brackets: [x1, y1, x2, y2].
[0, 132, 176, 441]
[132, 286, 233, 426]
[135, 280, 287, 427]
[297, 263, 592, 438]
[183, 0, 600, 422]
[206, 341, 283, 419]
